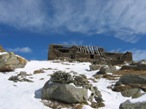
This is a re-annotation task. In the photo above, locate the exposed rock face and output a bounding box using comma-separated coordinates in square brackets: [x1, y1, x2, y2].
[0, 52, 27, 72]
[120, 100, 146, 109]
[42, 71, 103, 108]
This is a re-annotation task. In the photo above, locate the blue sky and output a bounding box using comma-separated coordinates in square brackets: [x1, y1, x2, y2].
[0, 0, 146, 61]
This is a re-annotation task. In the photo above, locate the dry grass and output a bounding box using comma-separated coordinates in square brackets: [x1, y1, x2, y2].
[114, 70, 146, 75]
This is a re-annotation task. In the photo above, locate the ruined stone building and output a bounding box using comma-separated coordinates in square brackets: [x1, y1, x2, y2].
[48, 44, 132, 65]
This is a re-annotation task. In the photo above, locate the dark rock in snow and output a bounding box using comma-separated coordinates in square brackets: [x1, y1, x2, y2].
[8, 72, 32, 82]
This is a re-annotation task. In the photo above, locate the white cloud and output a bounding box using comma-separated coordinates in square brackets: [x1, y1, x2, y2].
[0, 0, 48, 32]
[129, 49, 146, 61]
[1, 0, 146, 42]
[8, 47, 32, 53]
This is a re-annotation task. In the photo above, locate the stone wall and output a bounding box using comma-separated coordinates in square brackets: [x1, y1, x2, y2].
[48, 44, 132, 65]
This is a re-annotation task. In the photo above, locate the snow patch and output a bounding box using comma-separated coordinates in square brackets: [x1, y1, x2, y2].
[0, 52, 8, 55]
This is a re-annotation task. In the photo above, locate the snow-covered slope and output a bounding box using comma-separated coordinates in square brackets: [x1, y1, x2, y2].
[0, 60, 130, 109]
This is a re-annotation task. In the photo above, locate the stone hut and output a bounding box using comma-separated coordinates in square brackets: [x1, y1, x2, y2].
[48, 44, 132, 65]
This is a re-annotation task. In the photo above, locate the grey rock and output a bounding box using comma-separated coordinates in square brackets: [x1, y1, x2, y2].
[121, 88, 143, 98]
[42, 82, 88, 103]
[118, 74, 146, 85]
[89, 64, 104, 71]
[97, 65, 116, 74]
[120, 100, 146, 109]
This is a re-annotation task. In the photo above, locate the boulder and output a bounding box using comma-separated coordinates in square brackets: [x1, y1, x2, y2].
[41, 71, 103, 108]
[89, 64, 104, 71]
[0, 52, 27, 72]
[118, 74, 146, 85]
[97, 65, 116, 74]
[120, 100, 146, 109]
[42, 83, 88, 103]
[121, 88, 144, 98]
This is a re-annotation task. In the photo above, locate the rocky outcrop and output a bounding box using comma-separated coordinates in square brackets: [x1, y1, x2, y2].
[41, 71, 103, 108]
[0, 52, 27, 72]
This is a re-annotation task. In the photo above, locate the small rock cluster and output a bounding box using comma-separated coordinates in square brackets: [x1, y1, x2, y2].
[41, 71, 104, 108]
[8, 71, 33, 82]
